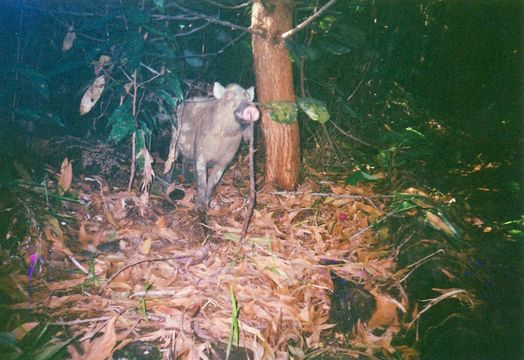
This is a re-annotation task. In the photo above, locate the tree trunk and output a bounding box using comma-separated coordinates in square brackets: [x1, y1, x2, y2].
[251, 0, 300, 190]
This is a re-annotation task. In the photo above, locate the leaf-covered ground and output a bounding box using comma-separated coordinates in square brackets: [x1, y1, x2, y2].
[2, 151, 435, 359]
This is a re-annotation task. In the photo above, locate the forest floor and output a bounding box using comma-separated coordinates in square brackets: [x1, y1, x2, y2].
[0, 133, 521, 359]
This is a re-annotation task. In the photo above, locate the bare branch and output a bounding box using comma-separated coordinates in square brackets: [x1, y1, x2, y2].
[281, 0, 337, 40]
[329, 120, 376, 148]
[203, 0, 252, 9]
[269, 191, 393, 200]
[167, 2, 249, 32]
[173, 21, 212, 37]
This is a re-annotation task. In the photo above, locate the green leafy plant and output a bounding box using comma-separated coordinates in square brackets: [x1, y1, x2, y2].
[226, 288, 240, 360]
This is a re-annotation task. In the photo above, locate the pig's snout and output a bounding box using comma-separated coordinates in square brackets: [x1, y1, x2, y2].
[235, 103, 260, 123]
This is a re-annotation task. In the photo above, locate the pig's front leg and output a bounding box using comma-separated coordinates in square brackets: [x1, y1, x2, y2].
[241, 123, 254, 143]
[205, 163, 227, 208]
[195, 152, 208, 212]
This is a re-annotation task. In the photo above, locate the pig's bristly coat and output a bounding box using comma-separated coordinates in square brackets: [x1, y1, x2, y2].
[177, 83, 260, 212]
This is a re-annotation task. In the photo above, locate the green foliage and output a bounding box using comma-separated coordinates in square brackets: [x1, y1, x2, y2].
[286, 40, 321, 61]
[297, 97, 330, 124]
[137, 282, 153, 319]
[13, 65, 49, 100]
[265, 101, 298, 124]
[226, 288, 239, 360]
[135, 129, 147, 170]
[107, 103, 135, 144]
[1, 322, 75, 360]
[345, 170, 379, 185]
[265, 98, 331, 125]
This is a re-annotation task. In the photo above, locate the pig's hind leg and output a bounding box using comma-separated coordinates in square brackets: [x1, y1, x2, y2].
[180, 157, 194, 183]
[195, 153, 209, 212]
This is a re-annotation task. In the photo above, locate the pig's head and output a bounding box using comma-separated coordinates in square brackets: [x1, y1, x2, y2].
[213, 82, 260, 125]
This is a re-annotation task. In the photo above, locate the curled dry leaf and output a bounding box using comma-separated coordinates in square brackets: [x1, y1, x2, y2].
[425, 211, 455, 237]
[80, 75, 106, 115]
[94, 55, 112, 76]
[138, 147, 155, 192]
[62, 26, 76, 51]
[82, 316, 117, 360]
[164, 125, 179, 175]
[367, 291, 400, 330]
[140, 237, 152, 255]
[58, 157, 73, 194]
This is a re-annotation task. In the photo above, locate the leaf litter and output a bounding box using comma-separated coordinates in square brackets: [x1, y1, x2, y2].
[3, 156, 475, 360]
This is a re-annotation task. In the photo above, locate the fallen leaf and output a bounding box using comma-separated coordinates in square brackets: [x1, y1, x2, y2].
[58, 157, 73, 194]
[80, 75, 106, 115]
[83, 316, 117, 360]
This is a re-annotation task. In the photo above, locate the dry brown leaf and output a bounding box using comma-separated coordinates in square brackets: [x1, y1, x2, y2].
[12, 322, 39, 341]
[46, 277, 86, 291]
[164, 125, 179, 175]
[306, 323, 336, 348]
[355, 202, 384, 218]
[425, 211, 454, 237]
[368, 292, 399, 330]
[140, 237, 152, 255]
[94, 55, 112, 76]
[58, 157, 73, 194]
[79, 223, 89, 248]
[80, 75, 106, 115]
[44, 216, 73, 257]
[62, 26, 76, 51]
[82, 316, 117, 360]
[138, 147, 155, 192]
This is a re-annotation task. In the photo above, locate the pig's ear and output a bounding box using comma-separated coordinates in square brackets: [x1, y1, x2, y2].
[247, 87, 255, 101]
[213, 82, 225, 99]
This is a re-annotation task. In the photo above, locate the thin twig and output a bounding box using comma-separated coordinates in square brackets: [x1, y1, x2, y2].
[173, 21, 212, 37]
[398, 249, 445, 283]
[269, 190, 393, 200]
[346, 56, 374, 102]
[408, 288, 472, 329]
[52, 316, 114, 326]
[348, 208, 404, 241]
[281, 0, 337, 40]
[240, 124, 256, 242]
[167, 2, 263, 36]
[203, 0, 251, 9]
[329, 120, 376, 148]
[127, 70, 138, 192]
[68, 255, 89, 274]
[104, 253, 205, 287]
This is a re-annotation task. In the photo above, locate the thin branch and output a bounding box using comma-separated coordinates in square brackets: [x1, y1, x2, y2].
[240, 124, 256, 242]
[167, 2, 254, 33]
[329, 120, 376, 148]
[203, 0, 252, 10]
[281, 0, 337, 40]
[348, 207, 403, 241]
[173, 21, 212, 37]
[346, 56, 375, 102]
[408, 288, 473, 329]
[104, 253, 206, 287]
[399, 249, 445, 283]
[52, 316, 114, 326]
[269, 190, 393, 200]
[176, 28, 250, 59]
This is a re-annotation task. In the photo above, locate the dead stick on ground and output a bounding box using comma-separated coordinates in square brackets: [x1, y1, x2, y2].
[269, 190, 393, 200]
[104, 253, 205, 287]
[240, 124, 256, 242]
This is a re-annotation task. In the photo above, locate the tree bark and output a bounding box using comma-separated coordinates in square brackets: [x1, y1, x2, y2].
[251, 0, 300, 190]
